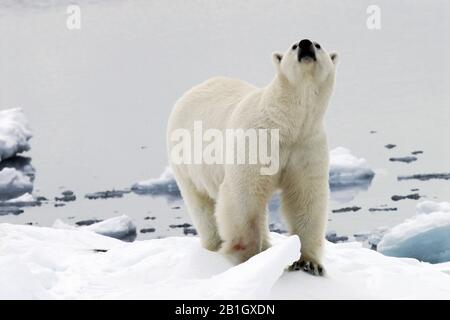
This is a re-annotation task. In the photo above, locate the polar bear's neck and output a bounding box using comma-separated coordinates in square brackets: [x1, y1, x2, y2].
[260, 75, 331, 143]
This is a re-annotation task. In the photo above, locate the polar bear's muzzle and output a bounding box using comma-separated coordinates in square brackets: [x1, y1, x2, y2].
[297, 39, 316, 62]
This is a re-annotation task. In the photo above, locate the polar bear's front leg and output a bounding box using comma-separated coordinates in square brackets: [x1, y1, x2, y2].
[281, 153, 329, 276]
[215, 170, 274, 263]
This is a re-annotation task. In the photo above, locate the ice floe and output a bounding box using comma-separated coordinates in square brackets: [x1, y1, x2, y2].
[328, 147, 375, 190]
[53, 215, 137, 242]
[0, 109, 35, 206]
[131, 167, 180, 198]
[378, 201, 450, 263]
[0, 223, 449, 299]
[4, 192, 41, 206]
[0, 108, 32, 161]
[0, 167, 33, 201]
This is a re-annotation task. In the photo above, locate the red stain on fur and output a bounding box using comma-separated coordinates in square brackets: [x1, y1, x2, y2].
[232, 243, 246, 251]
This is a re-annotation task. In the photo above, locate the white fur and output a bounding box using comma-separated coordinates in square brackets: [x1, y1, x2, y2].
[167, 40, 338, 271]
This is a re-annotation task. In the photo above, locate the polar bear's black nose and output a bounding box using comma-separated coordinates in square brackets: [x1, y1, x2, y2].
[299, 39, 313, 49]
[298, 39, 316, 62]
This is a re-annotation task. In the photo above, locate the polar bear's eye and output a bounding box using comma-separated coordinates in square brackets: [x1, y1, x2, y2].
[314, 43, 321, 49]
[292, 44, 298, 50]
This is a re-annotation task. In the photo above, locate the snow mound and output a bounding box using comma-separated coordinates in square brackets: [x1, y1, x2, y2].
[0, 167, 33, 201]
[53, 215, 137, 242]
[0, 108, 32, 161]
[378, 201, 450, 263]
[133, 148, 374, 200]
[329, 147, 375, 190]
[1, 223, 449, 299]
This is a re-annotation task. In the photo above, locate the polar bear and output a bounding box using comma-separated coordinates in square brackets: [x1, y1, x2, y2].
[167, 39, 338, 275]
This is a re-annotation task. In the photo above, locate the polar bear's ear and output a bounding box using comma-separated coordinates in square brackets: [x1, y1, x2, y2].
[330, 52, 339, 65]
[272, 52, 283, 67]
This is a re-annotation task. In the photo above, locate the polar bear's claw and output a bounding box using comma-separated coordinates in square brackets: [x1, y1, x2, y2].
[289, 259, 325, 276]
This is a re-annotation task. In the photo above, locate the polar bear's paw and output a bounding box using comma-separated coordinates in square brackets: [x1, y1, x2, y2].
[289, 258, 325, 276]
[201, 236, 223, 252]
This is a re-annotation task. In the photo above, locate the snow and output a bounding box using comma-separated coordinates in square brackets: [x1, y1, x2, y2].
[1, 222, 450, 299]
[0, 108, 32, 161]
[378, 201, 450, 264]
[0, 167, 33, 201]
[53, 215, 137, 242]
[272, 241, 450, 299]
[132, 147, 375, 199]
[0, 256, 52, 299]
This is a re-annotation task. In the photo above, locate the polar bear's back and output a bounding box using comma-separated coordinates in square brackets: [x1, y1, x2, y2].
[167, 77, 258, 198]
[168, 77, 258, 133]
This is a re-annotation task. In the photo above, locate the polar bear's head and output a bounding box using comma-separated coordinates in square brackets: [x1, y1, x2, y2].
[272, 39, 338, 88]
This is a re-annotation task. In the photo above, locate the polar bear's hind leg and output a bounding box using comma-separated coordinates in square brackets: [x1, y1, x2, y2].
[173, 171, 222, 251]
[215, 174, 273, 263]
